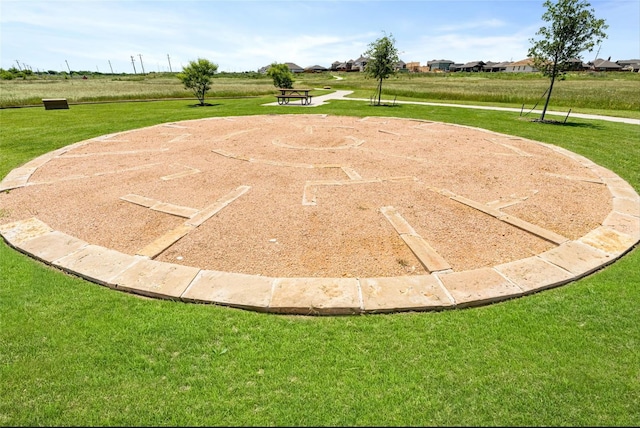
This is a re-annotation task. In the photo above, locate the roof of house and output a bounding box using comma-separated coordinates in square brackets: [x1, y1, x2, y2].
[591, 58, 622, 69]
[458, 61, 486, 68]
[616, 59, 640, 65]
[508, 58, 535, 67]
[484, 61, 511, 68]
[427, 59, 455, 65]
[286, 62, 305, 71]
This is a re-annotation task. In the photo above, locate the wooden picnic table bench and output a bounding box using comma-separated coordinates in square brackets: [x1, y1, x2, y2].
[275, 88, 313, 105]
[42, 98, 69, 110]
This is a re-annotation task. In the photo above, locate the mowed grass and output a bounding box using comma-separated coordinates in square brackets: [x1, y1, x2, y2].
[1, 94, 639, 426]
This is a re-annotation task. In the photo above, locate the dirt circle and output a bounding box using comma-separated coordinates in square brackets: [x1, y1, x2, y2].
[1, 113, 614, 275]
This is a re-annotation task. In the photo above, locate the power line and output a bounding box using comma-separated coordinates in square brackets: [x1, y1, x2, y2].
[138, 54, 145, 74]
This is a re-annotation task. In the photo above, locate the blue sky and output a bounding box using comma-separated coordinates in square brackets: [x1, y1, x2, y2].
[1, 0, 638, 73]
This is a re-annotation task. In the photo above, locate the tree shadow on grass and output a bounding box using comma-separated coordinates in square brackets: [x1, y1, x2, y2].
[187, 103, 221, 108]
[525, 118, 603, 130]
[369, 103, 402, 108]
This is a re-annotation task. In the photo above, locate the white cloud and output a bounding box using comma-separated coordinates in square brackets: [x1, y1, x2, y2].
[2, 0, 637, 72]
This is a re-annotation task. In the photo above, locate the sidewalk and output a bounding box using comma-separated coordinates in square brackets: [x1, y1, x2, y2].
[265, 90, 640, 125]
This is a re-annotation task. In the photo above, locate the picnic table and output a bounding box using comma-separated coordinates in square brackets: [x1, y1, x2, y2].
[275, 88, 313, 105]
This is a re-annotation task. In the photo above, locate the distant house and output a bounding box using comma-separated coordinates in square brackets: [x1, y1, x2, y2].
[589, 58, 622, 71]
[331, 61, 351, 72]
[427, 59, 455, 72]
[406, 61, 421, 72]
[331, 57, 405, 72]
[483, 61, 511, 72]
[304, 65, 328, 73]
[453, 61, 486, 72]
[353, 56, 370, 72]
[564, 58, 587, 71]
[258, 62, 305, 74]
[504, 58, 537, 73]
[285, 62, 305, 73]
[616, 59, 640, 72]
[331, 59, 357, 71]
[332, 62, 347, 71]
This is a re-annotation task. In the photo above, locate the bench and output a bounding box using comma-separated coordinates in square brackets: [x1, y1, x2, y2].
[42, 98, 69, 110]
[275, 89, 312, 105]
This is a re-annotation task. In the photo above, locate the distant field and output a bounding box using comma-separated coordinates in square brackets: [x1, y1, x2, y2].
[1, 71, 639, 117]
[0, 73, 277, 107]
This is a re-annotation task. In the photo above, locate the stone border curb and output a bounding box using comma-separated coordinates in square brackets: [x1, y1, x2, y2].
[1, 209, 637, 315]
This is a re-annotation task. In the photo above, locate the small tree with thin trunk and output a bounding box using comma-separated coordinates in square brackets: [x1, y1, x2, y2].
[178, 58, 218, 106]
[363, 32, 399, 106]
[266, 63, 294, 89]
[528, 0, 607, 122]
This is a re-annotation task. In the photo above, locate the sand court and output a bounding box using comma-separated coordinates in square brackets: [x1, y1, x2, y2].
[1, 114, 638, 314]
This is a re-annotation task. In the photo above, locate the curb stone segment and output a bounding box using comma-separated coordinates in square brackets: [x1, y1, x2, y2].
[111, 258, 200, 299]
[270, 277, 361, 315]
[0, 217, 53, 245]
[603, 211, 640, 240]
[494, 256, 574, 293]
[578, 226, 639, 256]
[360, 275, 454, 312]
[612, 197, 640, 217]
[181, 270, 274, 310]
[52, 245, 141, 287]
[607, 182, 640, 200]
[18, 231, 89, 264]
[0, 142, 92, 191]
[435, 268, 524, 308]
[539, 240, 613, 278]
[0, 168, 36, 191]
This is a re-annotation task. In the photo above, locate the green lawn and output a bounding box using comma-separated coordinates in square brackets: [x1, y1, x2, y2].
[1, 96, 639, 426]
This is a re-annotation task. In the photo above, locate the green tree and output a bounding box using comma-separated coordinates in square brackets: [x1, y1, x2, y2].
[528, 0, 608, 121]
[266, 63, 294, 89]
[363, 32, 400, 106]
[178, 58, 219, 106]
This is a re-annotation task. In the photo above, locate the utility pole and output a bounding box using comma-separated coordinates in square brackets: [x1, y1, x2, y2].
[65, 59, 71, 74]
[167, 54, 173, 73]
[130, 55, 137, 74]
[108, 60, 114, 74]
[138, 54, 145, 74]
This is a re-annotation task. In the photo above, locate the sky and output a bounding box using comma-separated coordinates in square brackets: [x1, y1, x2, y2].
[1, 0, 638, 74]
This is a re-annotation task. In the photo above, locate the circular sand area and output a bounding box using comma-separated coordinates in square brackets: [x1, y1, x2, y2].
[1, 114, 638, 314]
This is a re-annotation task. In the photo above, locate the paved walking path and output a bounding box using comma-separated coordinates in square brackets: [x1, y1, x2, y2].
[264, 90, 640, 125]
